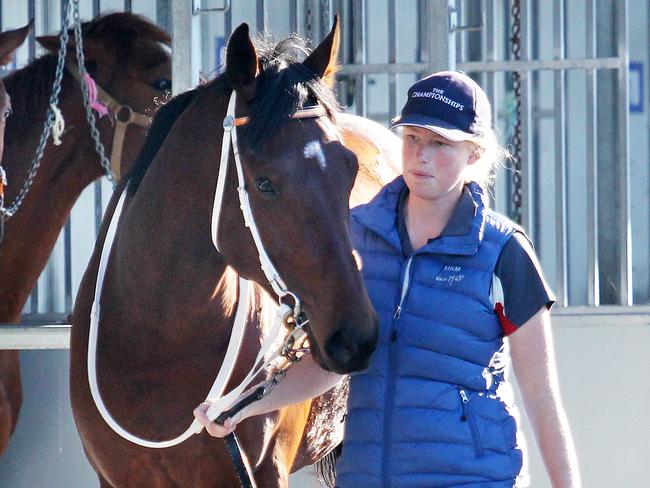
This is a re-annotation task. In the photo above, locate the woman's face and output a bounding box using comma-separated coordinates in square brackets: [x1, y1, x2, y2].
[401, 126, 477, 202]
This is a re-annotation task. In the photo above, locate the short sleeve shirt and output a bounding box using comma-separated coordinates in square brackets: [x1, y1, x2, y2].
[397, 185, 555, 330]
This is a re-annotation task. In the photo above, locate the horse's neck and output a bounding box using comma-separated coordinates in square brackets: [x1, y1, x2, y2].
[0, 79, 99, 321]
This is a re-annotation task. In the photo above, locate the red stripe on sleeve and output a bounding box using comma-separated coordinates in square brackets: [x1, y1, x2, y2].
[495, 302, 518, 336]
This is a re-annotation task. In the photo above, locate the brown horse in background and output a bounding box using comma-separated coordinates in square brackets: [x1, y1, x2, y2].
[71, 19, 399, 487]
[0, 13, 171, 456]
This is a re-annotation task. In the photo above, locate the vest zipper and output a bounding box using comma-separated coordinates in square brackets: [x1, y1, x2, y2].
[382, 256, 414, 486]
[458, 387, 484, 457]
[393, 256, 413, 322]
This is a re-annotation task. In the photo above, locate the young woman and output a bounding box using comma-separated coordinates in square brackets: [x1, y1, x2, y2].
[195, 71, 581, 487]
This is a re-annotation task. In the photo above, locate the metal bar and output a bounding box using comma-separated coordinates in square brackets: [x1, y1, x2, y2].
[338, 57, 623, 76]
[0, 325, 71, 350]
[617, 0, 631, 305]
[459, 57, 622, 72]
[482, 0, 497, 209]
[94, 182, 102, 235]
[456, 0, 465, 62]
[224, 0, 232, 38]
[289, 0, 298, 33]
[553, 0, 567, 306]
[417, 0, 427, 77]
[64, 220, 73, 312]
[256, 0, 265, 32]
[124, 0, 132, 13]
[28, 0, 36, 62]
[352, 0, 366, 116]
[172, 0, 192, 95]
[304, 0, 314, 39]
[428, 0, 455, 72]
[387, 0, 397, 121]
[319, 0, 331, 40]
[550, 305, 650, 328]
[586, 0, 600, 306]
[94, 0, 100, 15]
[520, 0, 534, 242]
[7, 304, 650, 350]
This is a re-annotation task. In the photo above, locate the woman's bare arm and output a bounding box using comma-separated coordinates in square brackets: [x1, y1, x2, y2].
[509, 307, 582, 488]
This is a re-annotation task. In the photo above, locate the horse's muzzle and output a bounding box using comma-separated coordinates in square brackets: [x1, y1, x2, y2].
[323, 318, 379, 374]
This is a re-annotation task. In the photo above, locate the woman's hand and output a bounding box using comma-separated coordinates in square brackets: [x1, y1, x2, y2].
[193, 402, 241, 438]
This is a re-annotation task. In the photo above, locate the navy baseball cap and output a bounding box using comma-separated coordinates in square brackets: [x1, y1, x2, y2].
[390, 71, 491, 141]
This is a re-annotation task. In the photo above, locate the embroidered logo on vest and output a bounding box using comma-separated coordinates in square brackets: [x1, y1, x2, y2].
[435, 265, 465, 286]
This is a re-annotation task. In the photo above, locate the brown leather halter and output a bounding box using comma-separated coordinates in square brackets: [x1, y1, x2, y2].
[66, 61, 152, 180]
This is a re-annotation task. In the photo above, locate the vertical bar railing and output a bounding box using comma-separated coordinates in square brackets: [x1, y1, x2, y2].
[172, 0, 192, 96]
[94, 0, 103, 239]
[28, 0, 38, 314]
[387, 0, 397, 122]
[585, 0, 600, 306]
[428, 0, 456, 72]
[553, 0, 568, 306]
[520, 0, 534, 244]
[224, 1, 232, 38]
[617, 0, 631, 305]
[352, 0, 366, 117]
[417, 0, 426, 78]
[256, 0, 265, 32]
[289, 0, 297, 33]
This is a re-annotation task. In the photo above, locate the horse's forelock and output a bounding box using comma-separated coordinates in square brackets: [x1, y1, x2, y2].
[242, 36, 340, 152]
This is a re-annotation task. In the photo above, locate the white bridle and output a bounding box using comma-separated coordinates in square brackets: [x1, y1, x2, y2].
[87, 90, 326, 448]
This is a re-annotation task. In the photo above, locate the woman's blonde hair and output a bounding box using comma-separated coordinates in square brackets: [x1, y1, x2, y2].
[464, 125, 511, 190]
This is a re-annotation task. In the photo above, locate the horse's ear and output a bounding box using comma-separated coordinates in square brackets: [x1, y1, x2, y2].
[35, 34, 60, 54]
[0, 20, 33, 65]
[226, 23, 259, 100]
[303, 15, 340, 87]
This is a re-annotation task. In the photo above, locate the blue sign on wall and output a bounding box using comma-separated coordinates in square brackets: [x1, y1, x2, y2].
[629, 62, 643, 113]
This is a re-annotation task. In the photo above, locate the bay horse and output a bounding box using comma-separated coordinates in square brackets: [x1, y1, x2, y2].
[70, 19, 399, 487]
[0, 13, 171, 455]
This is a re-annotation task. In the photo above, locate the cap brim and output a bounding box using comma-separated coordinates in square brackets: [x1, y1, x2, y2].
[389, 113, 473, 142]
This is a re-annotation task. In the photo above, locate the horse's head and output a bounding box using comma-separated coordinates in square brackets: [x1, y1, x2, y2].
[218, 19, 378, 374]
[36, 13, 171, 178]
[0, 22, 31, 166]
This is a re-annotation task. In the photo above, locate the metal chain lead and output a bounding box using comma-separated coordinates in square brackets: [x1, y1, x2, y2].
[72, 0, 116, 187]
[510, 0, 523, 225]
[0, 0, 72, 221]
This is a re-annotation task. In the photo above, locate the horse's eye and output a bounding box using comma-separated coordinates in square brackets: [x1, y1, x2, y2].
[255, 177, 275, 194]
[152, 79, 171, 91]
[3, 108, 11, 120]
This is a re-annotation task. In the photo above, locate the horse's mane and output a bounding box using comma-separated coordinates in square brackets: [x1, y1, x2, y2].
[4, 54, 56, 126]
[3, 12, 170, 138]
[125, 33, 340, 196]
[125, 87, 200, 196]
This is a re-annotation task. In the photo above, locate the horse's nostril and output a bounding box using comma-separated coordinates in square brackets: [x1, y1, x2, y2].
[324, 328, 358, 367]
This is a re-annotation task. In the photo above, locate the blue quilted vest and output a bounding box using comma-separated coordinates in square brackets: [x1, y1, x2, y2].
[336, 177, 526, 488]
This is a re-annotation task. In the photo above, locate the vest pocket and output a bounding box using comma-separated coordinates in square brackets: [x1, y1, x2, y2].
[457, 387, 485, 457]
